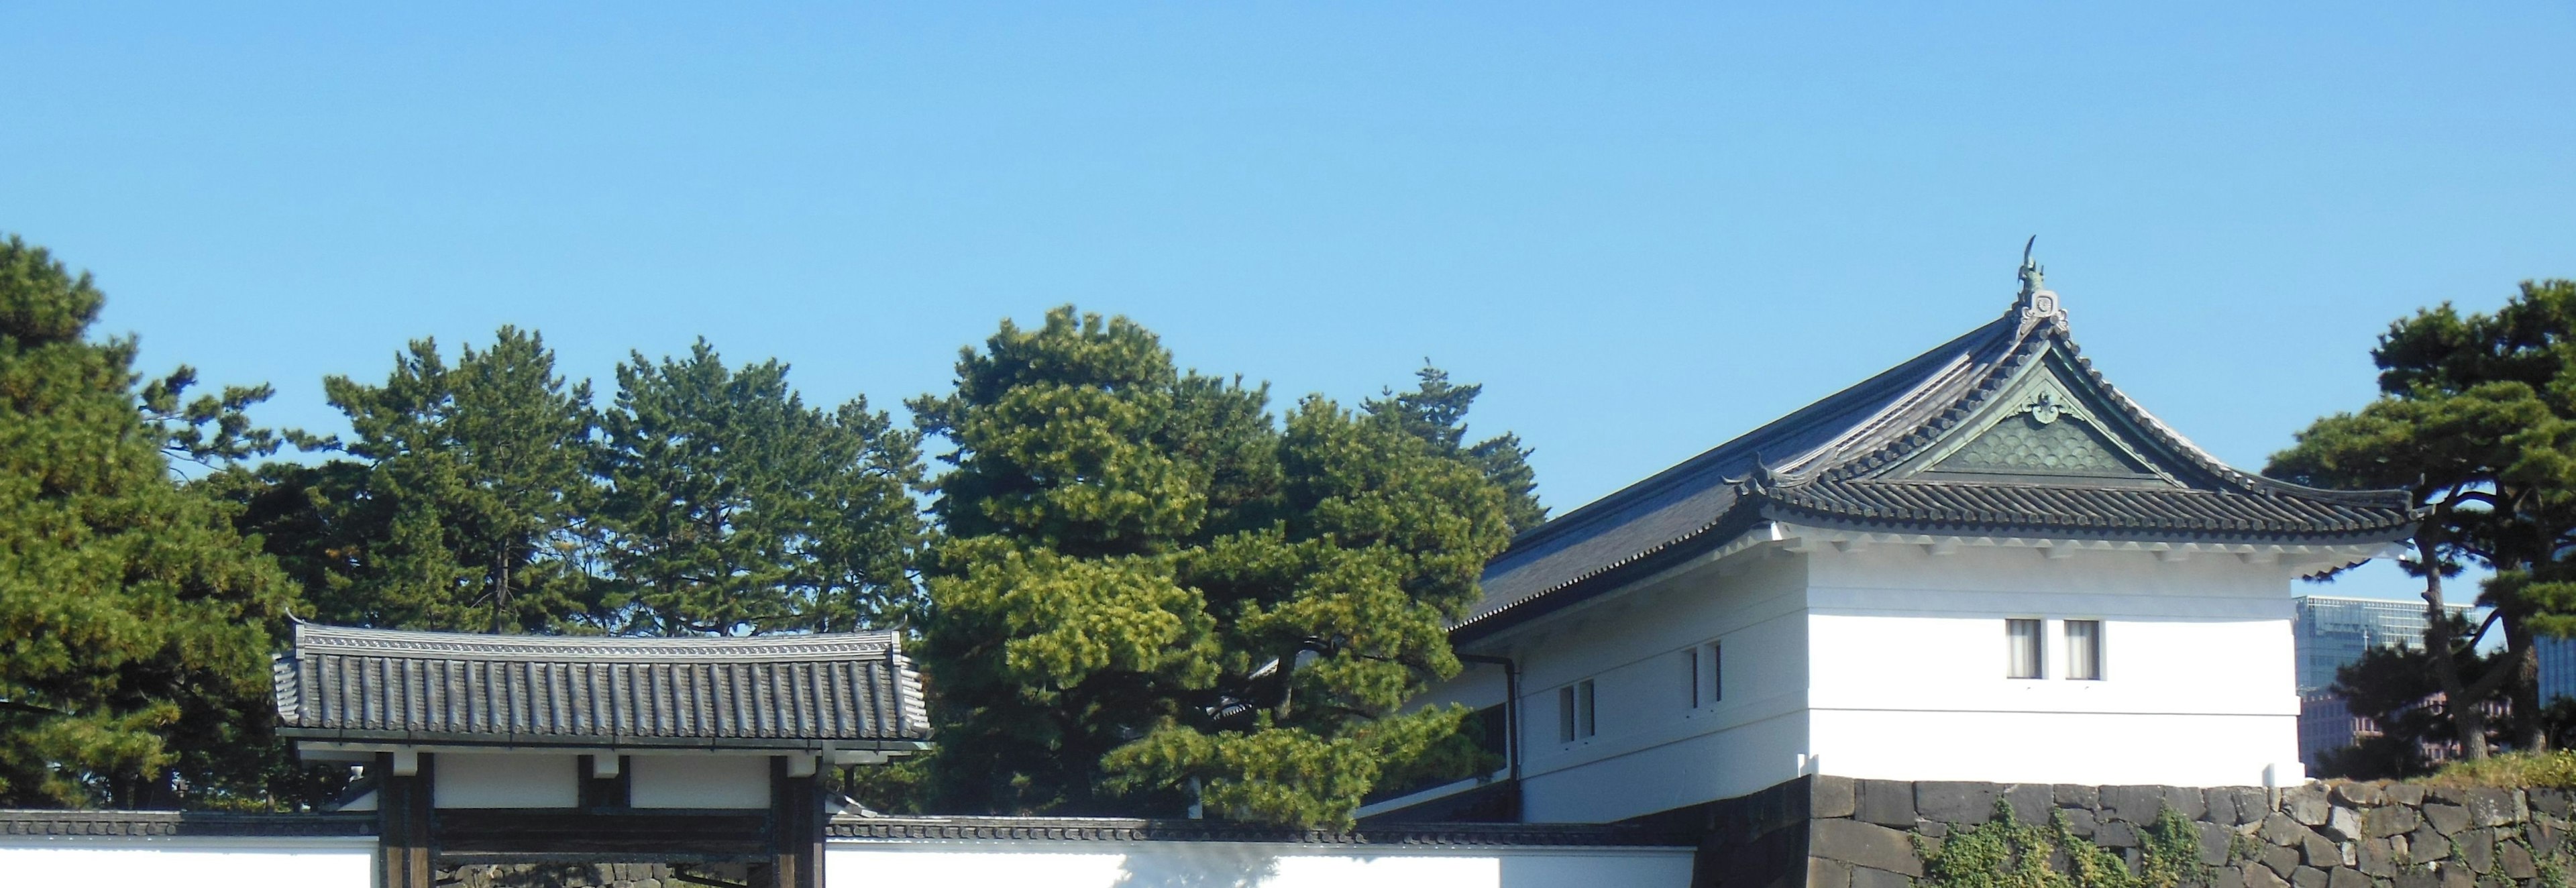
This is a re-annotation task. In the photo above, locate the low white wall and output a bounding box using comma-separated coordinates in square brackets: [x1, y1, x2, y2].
[0, 838, 373, 888]
[826, 841, 1694, 888]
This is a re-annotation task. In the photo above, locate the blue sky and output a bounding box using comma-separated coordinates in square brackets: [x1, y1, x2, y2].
[6, 4, 2571, 600]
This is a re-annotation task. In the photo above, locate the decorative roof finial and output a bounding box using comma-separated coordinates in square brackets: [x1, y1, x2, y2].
[2013, 236, 2064, 334]
[2018, 235, 2044, 297]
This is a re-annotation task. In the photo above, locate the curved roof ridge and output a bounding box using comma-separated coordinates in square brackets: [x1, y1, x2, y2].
[1497, 311, 2021, 553]
[292, 622, 902, 663]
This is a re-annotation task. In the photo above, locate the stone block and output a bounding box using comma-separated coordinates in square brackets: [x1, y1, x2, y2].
[2215, 865, 2247, 888]
[2499, 840, 2535, 880]
[1813, 775, 1858, 820]
[2292, 866, 2328, 888]
[1858, 780, 1918, 828]
[2463, 790, 2522, 828]
[2389, 784, 2428, 807]
[2200, 822, 2233, 866]
[2324, 806, 2364, 842]
[2055, 784, 2101, 810]
[2528, 789, 2572, 819]
[2360, 838, 2398, 877]
[2396, 869, 2439, 888]
[2427, 804, 2473, 836]
[2287, 787, 2333, 826]
[2328, 867, 2372, 888]
[1851, 867, 1914, 888]
[2440, 864, 2475, 888]
[2334, 782, 2387, 807]
[2264, 813, 2314, 847]
[2461, 829, 2496, 875]
[1809, 856, 1854, 888]
[2203, 787, 2243, 826]
[1916, 782, 2001, 825]
[2167, 785, 2210, 820]
[2103, 785, 2169, 824]
[2303, 833, 2342, 869]
[2245, 865, 2292, 888]
[2003, 784, 2050, 826]
[2098, 820, 2139, 849]
[2261, 844, 2301, 878]
[1915, 820, 1949, 839]
[2059, 807, 2098, 838]
[2526, 816, 2562, 857]
[2369, 806, 2424, 839]
[2411, 823, 2452, 861]
[1812, 818, 1924, 877]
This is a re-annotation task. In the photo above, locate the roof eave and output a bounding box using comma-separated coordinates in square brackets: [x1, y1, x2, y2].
[278, 727, 934, 752]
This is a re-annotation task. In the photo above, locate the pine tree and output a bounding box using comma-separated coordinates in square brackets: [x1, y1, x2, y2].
[1364, 364, 1547, 534]
[595, 340, 924, 635]
[911, 308, 1515, 826]
[280, 327, 604, 632]
[0, 236, 297, 807]
[2268, 279, 2576, 757]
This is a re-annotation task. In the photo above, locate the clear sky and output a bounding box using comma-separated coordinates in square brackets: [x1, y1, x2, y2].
[6, 4, 2571, 600]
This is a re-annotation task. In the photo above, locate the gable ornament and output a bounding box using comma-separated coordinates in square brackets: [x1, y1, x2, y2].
[2015, 236, 2067, 336]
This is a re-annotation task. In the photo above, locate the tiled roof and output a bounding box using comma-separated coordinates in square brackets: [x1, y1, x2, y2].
[0, 809, 374, 838]
[272, 624, 930, 748]
[1456, 271, 2415, 640]
[826, 814, 1696, 847]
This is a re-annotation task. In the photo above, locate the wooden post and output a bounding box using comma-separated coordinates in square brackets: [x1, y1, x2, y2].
[768, 756, 822, 888]
[376, 751, 434, 888]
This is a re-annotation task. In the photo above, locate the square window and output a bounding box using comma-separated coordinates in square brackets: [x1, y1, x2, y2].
[2006, 618, 2045, 679]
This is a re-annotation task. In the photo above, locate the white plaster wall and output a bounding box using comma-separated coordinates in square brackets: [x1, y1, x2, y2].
[825, 841, 1693, 888]
[436, 753, 580, 808]
[1483, 552, 1812, 823]
[0, 838, 372, 887]
[1803, 543, 2302, 787]
[632, 754, 771, 809]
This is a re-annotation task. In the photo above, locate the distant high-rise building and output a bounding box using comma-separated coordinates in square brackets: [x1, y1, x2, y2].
[2539, 636, 2576, 705]
[2294, 595, 2467, 693]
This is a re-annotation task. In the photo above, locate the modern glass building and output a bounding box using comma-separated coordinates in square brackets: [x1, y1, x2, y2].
[2293, 595, 2469, 693]
[2538, 635, 2576, 705]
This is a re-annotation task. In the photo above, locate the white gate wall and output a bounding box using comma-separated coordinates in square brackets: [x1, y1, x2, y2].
[826, 840, 1694, 888]
[0, 836, 374, 888]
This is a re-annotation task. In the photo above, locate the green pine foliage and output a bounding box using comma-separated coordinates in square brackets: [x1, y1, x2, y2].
[595, 340, 925, 635]
[0, 236, 303, 808]
[1364, 364, 1548, 535]
[910, 307, 1517, 828]
[2267, 280, 2576, 755]
[235, 328, 606, 633]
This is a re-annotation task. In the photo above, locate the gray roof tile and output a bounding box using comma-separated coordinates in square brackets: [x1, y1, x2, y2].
[1458, 288, 2414, 639]
[273, 624, 930, 746]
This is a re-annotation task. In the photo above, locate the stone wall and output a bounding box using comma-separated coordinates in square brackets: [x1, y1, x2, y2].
[1675, 777, 2576, 888]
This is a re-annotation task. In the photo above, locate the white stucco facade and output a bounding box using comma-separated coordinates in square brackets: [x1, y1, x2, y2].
[1380, 525, 2371, 825]
[826, 840, 1693, 888]
[0, 836, 374, 888]
[0, 830, 1690, 888]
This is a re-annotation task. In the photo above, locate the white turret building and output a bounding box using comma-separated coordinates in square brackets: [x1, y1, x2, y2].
[1365, 256, 2416, 826]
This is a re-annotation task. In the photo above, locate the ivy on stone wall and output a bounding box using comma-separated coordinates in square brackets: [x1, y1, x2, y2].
[1919, 799, 2209, 888]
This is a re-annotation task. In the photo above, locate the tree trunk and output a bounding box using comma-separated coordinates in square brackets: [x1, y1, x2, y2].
[490, 547, 512, 635]
[2419, 532, 2493, 759]
[2508, 618, 2548, 753]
